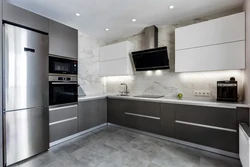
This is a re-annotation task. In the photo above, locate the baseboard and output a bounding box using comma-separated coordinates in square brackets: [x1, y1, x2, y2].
[49, 123, 108, 147]
[108, 123, 239, 159]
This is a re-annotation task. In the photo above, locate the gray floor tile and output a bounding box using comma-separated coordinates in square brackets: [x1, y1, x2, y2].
[122, 134, 162, 161]
[97, 150, 150, 167]
[71, 142, 118, 167]
[200, 156, 241, 167]
[152, 144, 200, 167]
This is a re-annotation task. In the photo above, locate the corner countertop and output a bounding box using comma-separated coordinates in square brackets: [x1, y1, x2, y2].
[78, 94, 249, 109]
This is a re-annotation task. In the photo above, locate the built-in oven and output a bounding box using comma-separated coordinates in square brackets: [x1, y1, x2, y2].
[49, 76, 78, 106]
[49, 56, 77, 75]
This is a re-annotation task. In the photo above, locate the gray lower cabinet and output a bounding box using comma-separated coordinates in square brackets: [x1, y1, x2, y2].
[78, 100, 99, 131]
[160, 103, 175, 138]
[99, 99, 107, 124]
[49, 20, 78, 59]
[125, 100, 161, 134]
[108, 99, 161, 135]
[3, 2, 49, 33]
[49, 105, 78, 142]
[50, 119, 78, 142]
[175, 104, 237, 153]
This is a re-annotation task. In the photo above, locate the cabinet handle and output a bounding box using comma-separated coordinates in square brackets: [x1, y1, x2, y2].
[176, 120, 237, 133]
[125, 112, 160, 120]
[49, 117, 77, 126]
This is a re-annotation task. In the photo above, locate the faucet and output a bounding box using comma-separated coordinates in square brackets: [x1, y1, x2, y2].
[120, 83, 129, 96]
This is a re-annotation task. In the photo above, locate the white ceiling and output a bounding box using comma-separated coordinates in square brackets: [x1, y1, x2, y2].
[6, 0, 244, 43]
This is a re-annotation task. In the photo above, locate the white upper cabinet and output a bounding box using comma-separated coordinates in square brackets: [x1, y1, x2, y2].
[175, 12, 245, 50]
[175, 12, 245, 72]
[99, 41, 133, 76]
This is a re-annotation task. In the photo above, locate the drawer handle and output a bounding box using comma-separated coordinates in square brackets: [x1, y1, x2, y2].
[125, 112, 160, 120]
[49, 117, 77, 126]
[176, 120, 237, 133]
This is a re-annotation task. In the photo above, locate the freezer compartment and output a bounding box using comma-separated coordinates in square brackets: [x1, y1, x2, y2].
[4, 107, 49, 166]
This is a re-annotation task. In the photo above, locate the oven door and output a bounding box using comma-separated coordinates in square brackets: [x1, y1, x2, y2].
[49, 56, 77, 75]
[49, 81, 78, 106]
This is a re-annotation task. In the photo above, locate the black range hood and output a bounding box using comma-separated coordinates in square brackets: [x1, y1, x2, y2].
[131, 25, 169, 71]
[132, 47, 169, 71]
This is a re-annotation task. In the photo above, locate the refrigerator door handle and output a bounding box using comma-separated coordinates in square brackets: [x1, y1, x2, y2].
[24, 47, 35, 52]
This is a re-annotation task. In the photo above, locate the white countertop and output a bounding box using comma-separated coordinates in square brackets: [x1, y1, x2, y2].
[78, 94, 249, 109]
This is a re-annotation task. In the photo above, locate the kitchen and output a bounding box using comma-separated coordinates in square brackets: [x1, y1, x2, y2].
[0, 0, 250, 167]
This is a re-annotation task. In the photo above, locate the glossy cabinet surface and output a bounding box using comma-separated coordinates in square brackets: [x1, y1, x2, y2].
[78, 100, 99, 131]
[107, 98, 245, 153]
[175, 12, 245, 72]
[99, 41, 133, 76]
[160, 103, 175, 138]
[49, 20, 78, 59]
[99, 99, 107, 124]
[175, 12, 245, 50]
[78, 98, 107, 132]
[49, 105, 78, 142]
[3, 2, 49, 33]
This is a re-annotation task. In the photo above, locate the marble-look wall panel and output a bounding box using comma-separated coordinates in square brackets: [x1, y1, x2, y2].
[79, 7, 244, 100]
[78, 31, 105, 95]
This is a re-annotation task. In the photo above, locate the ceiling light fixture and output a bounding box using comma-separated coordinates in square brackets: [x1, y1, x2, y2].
[105, 28, 109, 31]
[169, 5, 174, 9]
[75, 13, 80, 16]
[132, 19, 136, 22]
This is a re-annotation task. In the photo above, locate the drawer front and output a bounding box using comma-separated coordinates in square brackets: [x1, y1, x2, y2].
[176, 104, 236, 129]
[50, 119, 77, 142]
[176, 122, 237, 153]
[49, 105, 77, 123]
[124, 113, 161, 134]
[133, 100, 161, 117]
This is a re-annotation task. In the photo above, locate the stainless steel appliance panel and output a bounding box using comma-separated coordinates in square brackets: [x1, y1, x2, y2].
[5, 107, 49, 166]
[4, 24, 49, 111]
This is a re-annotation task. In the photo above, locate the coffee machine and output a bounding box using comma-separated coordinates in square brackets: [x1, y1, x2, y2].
[217, 77, 238, 102]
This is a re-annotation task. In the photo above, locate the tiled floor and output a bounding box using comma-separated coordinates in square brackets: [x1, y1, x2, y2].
[12, 126, 242, 167]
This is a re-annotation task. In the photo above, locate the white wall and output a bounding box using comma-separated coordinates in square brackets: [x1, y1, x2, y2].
[244, 0, 250, 104]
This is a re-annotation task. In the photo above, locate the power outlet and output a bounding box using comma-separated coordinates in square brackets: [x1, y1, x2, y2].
[193, 90, 211, 97]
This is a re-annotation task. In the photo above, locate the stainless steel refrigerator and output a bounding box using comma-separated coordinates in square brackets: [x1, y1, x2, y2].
[3, 24, 49, 166]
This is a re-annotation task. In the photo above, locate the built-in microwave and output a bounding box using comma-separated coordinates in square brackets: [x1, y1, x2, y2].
[49, 56, 77, 75]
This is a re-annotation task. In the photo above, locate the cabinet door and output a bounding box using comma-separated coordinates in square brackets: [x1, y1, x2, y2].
[176, 123, 237, 153]
[175, 12, 245, 50]
[78, 100, 99, 132]
[107, 99, 130, 126]
[100, 41, 132, 61]
[49, 20, 78, 59]
[98, 99, 107, 125]
[124, 100, 161, 134]
[160, 103, 175, 138]
[175, 41, 245, 72]
[3, 2, 49, 33]
[50, 119, 77, 142]
[176, 104, 237, 130]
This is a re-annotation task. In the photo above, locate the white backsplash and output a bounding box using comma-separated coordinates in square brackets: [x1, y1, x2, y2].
[78, 8, 244, 101]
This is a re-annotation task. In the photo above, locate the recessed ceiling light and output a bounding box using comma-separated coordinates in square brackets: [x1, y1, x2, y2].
[75, 13, 80, 16]
[169, 5, 174, 9]
[132, 19, 136, 22]
[105, 28, 109, 31]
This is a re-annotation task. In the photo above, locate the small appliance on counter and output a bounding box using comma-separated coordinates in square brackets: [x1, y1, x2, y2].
[217, 77, 238, 102]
